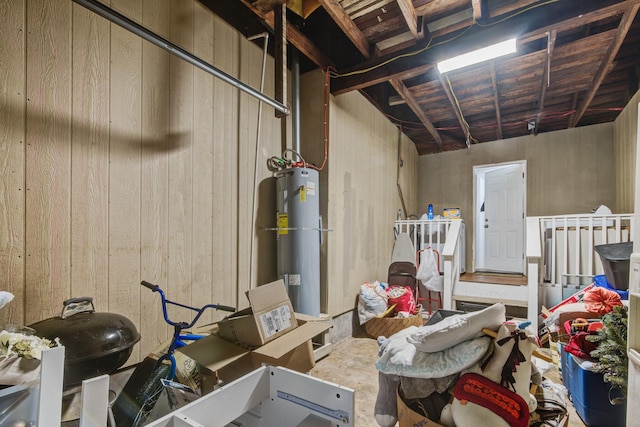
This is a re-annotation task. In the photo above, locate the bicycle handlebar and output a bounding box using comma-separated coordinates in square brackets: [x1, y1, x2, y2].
[140, 281, 236, 329]
[215, 304, 236, 312]
[141, 280, 159, 292]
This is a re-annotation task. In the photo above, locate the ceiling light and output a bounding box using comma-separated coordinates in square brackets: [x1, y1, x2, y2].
[437, 38, 517, 73]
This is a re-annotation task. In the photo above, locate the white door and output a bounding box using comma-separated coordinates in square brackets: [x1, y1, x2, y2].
[482, 164, 525, 273]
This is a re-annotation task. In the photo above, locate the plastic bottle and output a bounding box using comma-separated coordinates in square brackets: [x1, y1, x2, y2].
[427, 204, 434, 220]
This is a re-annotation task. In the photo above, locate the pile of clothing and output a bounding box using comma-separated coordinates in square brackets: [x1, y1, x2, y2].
[373, 303, 561, 427]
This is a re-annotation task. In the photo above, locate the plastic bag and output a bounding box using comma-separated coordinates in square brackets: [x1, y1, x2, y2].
[0, 292, 14, 310]
[416, 249, 442, 292]
[357, 281, 388, 325]
[387, 285, 416, 315]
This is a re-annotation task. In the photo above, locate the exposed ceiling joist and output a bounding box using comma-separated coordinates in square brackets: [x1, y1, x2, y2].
[208, 0, 640, 154]
[471, 0, 484, 21]
[331, 0, 629, 95]
[570, 4, 640, 127]
[240, 0, 334, 68]
[317, 0, 372, 58]
[396, 0, 420, 39]
[389, 78, 443, 149]
[274, 4, 288, 118]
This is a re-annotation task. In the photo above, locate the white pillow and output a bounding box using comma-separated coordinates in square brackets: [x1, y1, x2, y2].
[407, 303, 506, 352]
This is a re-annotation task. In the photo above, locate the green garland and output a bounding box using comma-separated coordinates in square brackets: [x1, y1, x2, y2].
[586, 305, 628, 403]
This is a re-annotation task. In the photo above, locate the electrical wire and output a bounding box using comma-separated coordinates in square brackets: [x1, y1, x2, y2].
[268, 67, 330, 173]
[444, 74, 478, 146]
[324, 0, 563, 149]
[474, 0, 560, 27]
[328, 0, 560, 79]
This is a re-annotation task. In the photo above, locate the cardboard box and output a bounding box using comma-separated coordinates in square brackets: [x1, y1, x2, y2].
[365, 307, 423, 338]
[443, 208, 461, 219]
[217, 279, 297, 347]
[179, 313, 332, 394]
[397, 386, 444, 427]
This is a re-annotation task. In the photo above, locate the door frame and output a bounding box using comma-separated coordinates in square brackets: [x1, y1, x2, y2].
[473, 160, 527, 274]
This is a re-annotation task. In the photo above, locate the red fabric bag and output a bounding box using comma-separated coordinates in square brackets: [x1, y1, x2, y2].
[565, 331, 598, 360]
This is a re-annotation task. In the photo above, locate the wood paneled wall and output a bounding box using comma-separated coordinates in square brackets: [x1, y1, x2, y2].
[614, 90, 640, 214]
[0, 0, 419, 362]
[306, 75, 419, 316]
[0, 0, 290, 362]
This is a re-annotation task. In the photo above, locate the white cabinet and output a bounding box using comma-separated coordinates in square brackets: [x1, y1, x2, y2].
[627, 253, 640, 426]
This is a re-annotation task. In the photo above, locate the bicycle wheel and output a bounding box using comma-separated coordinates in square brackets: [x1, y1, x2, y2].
[131, 363, 172, 427]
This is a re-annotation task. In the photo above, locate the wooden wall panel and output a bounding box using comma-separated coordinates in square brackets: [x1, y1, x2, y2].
[166, 0, 194, 319]
[192, 0, 215, 322]
[139, 0, 171, 352]
[0, 0, 26, 324]
[70, 3, 110, 310]
[1, 0, 419, 360]
[614, 90, 640, 214]
[108, 0, 143, 359]
[24, 0, 72, 324]
[324, 90, 418, 316]
[212, 18, 240, 309]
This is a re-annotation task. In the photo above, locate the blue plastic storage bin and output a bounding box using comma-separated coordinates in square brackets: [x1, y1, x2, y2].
[593, 274, 629, 300]
[561, 345, 626, 426]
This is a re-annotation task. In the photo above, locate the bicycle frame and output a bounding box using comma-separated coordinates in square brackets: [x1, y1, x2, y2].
[141, 281, 235, 380]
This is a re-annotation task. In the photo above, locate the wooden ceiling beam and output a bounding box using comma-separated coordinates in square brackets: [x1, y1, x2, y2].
[471, 0, 484, 21]
[571, 4, 639, 127]
[438, 74, 471, 146]
[489, 61, 503, 140]
[519, 0, 640, 45]
[332, 0, 632, 95]
[397, 0, 420, 40]
[333, 63, 433, 95]
[317, 0, 371, 58]
[239, 0, 335, 69]
[274, 4, 287, 118]
[414, 0, 469, 17]
[389, 78, 443, 149]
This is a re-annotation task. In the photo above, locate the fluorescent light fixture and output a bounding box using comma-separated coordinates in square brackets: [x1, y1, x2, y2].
[437, 38, 517, 73]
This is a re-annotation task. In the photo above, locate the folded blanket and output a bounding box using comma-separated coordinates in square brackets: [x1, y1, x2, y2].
[376, 326, 491, 378]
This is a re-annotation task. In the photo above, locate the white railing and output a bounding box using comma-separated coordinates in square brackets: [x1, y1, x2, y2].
[395, 219, 457, 253]
[442, 220, 462, 312]
[397, 218, 539, 331]
[535, 213, 633, 287]
[526, 217, 542, 332]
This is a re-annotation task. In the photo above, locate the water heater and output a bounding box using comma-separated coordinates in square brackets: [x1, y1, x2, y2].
[275, 167, 320, 316]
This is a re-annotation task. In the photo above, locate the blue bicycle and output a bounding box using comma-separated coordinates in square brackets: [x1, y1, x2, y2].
[111, 281, 235, 427]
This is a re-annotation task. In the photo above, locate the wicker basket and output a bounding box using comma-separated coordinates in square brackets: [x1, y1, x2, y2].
[365, 306, 423, 338]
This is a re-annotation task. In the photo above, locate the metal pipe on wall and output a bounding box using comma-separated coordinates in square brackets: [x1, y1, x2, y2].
[248, 32, 270, 291]
[292, 51, 301, 154]
[72, 0, 290, 116]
